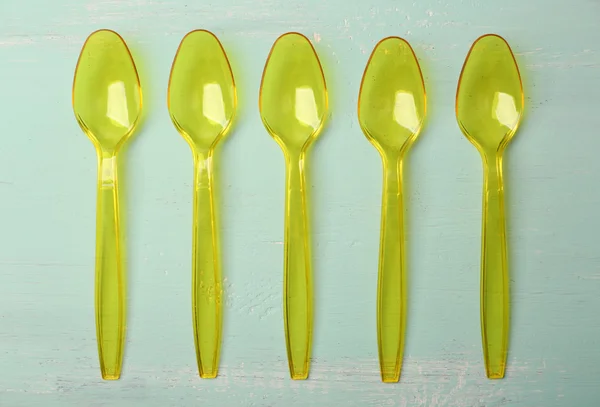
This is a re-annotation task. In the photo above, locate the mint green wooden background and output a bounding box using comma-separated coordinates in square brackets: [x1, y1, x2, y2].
[1, 0, 599, 406]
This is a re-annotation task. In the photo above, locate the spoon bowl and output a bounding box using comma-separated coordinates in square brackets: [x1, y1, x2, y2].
[168, 29, 236, 152]
[456, 34, 523, 155]
[358, 36, 426, 155]
[73, 29, 142, 153]
[259, 32, 327, 153]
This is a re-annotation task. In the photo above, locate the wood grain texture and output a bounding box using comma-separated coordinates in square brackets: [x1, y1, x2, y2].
[1, 0, 600, 405]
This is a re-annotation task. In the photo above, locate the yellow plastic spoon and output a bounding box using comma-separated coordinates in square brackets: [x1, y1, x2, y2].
[456, 34, 524, 379]
[259, 32, 327, 380]
[358, 37, 426, 383]
[72, 29, 142, 380]
[168, 30, 236, 379]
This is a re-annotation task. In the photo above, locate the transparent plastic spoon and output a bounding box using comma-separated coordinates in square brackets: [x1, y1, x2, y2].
[456, 34, 524, 379]
[168, 30, 236, 379]
[72, 29, 142, 380]
[259, 32, 327, 380]
[358, 37, 426, 383]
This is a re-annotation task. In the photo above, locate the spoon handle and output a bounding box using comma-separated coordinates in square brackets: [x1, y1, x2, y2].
[283, 152, 313, 380]
[191, 151, 222, 379]
[94, 153, 126, 380]
[377, 152, 407, 383]
[480, 155, 509, 379]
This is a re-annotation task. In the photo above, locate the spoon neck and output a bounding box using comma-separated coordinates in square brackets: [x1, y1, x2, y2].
[482, 152, 503, 179]
[381, 152, 402, 199]
[283, 150, 307, 196]
[382, 150, 401, 171]
[193, 149, 212, 163]
[482, 154, 505, 206]
[98, 147, 117, 158]
[285, 149, 303, 164]
[192, 150, 214, 189]
[97, 153, 118, 187]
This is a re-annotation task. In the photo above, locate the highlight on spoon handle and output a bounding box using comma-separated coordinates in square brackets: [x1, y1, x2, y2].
[191, 151, 223, 379]
[94, 153, 126, 380]
[283, 152, 313, 380]
[376, 152, 407, 383]
[480, 154, 509, 379]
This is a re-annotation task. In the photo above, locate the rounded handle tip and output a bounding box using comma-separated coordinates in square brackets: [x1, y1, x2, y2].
[381, 370, 400, 383]
[199, 366, 218, 379]
[486, 363, 506, 379]
[101, 368, 121, 380]
[290, 370, 309, 380]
